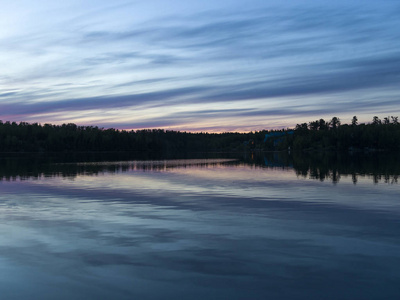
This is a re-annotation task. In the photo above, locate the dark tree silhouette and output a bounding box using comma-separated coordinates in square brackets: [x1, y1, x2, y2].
[329, 117, 341, 129]
[0, 115, 399, 153]
[383, 117, 390, 125]
[372, 116, 381, 125]
[351, 116, 358, 126]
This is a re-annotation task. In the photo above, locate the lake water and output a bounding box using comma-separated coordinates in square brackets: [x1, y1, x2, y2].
[0, 153, 399, 299]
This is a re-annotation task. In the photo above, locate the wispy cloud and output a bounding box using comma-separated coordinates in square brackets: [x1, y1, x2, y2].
[1, 1, 399, 130]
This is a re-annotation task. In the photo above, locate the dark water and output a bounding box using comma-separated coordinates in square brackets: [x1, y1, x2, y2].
[0, 152, 399, 299]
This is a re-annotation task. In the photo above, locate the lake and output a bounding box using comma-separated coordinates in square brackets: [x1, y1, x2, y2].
[0, 152, 399, 299]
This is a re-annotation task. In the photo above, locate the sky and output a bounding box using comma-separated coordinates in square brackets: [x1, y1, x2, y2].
[1, 0, 399, 132]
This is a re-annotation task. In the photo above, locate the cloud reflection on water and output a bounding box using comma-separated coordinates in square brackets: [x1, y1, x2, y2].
[1, 152, 399, 184]
[0, 157, 400, 299]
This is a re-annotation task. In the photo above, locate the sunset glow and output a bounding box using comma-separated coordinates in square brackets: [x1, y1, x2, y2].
[1, 0, 399, 131]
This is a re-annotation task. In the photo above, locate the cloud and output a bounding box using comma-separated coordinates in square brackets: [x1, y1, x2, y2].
[1, 2, 399, 130]
[77, 5, 399, 58]
[0, 85, 215, 117]
[0, 92, 18, 98]
[82, 51, 184, 68]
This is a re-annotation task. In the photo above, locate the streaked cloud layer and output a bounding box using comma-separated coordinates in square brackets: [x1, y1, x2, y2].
[1, 0, 399, 131]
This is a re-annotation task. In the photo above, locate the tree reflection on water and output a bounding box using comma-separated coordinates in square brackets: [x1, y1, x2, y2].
[0, 151, 399, 184]
[256, 151, 399, 184]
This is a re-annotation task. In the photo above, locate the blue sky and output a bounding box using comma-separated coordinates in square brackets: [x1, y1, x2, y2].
[1, 0, 399, 132]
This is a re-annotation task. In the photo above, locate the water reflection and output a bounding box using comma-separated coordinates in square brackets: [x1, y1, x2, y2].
[1, 153, 400, 299]
[0, 153, 240, 181]
[245, 151, 400, 184]
[3, 151, 398, 184]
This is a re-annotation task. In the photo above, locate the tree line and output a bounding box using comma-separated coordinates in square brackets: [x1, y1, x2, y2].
[0, 115, 399, 153]
[0, 121, 267, 153]
[291, 116, 400, 151]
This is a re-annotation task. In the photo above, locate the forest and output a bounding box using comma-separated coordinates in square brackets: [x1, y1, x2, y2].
[0, 115, 399, 153]
[291, 115, 400, 152]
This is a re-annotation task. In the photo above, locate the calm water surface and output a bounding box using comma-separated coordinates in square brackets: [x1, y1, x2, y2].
[0, 155, 399, 299]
